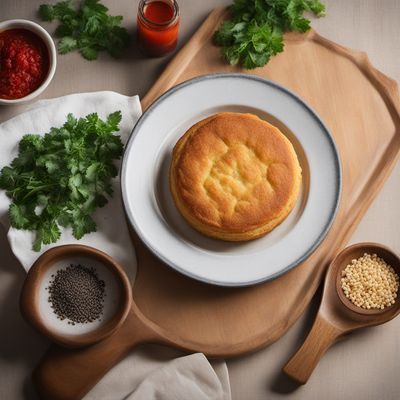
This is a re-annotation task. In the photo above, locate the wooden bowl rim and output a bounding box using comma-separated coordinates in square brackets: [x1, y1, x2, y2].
[20, 244, 132, 348]
[334, 242, 400, 316]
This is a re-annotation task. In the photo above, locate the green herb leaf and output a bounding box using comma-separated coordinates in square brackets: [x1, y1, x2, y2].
[0, 167, 18, 191]
[38, 4, 55, 21]
[41, 220, 62, 245]
[9, 204, 31, 229]
[0, 112, 124, 251]
[306, 0, 326, 15]
[214, 0, 325, 69]
[55, 23, 73, 38]
[72, 212, 97, 239]
[106, 111, 122, 131]
[58, 36, 78, 54]
[39, 0, 129, 60]
[80, 46, 98, 60]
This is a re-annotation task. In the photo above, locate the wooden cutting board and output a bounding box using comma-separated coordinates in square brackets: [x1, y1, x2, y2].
[133, 7, 400, 352]
[34, 7, 400, 398]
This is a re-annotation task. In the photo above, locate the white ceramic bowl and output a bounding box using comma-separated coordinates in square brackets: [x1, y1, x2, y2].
[0, 19, 57, 105]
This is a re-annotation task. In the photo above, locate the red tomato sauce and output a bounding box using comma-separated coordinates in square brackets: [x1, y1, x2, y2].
[0, 29, 49, 100]
[137, 1, 180, 57]
[145, 1, 174, 23]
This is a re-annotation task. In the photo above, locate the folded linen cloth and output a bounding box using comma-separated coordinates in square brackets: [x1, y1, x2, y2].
[0, 91, 231, 400]
[84, 347, 230, 400]
[0, 91, 140, 279]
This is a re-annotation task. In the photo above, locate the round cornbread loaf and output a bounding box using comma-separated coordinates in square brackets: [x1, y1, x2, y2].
[169, 112, 302, 241]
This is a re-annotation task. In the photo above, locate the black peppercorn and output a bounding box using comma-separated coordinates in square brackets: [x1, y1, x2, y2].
[47, 264, 106, 324]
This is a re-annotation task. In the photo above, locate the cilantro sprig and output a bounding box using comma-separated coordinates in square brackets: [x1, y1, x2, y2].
[0, 112, 124, 251]
[38, 0, 130, 60]
[214, 0, 325, 69]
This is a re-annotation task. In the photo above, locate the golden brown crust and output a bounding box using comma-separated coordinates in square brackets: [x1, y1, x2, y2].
[169, 112, 302, 241]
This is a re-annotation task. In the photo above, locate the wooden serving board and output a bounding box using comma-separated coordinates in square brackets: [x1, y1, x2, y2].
[34, 8, 400, 396]
[134, 7, 400, 353]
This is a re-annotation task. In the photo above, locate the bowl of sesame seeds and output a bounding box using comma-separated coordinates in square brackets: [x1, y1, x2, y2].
[20, 245, 132, 348]
[283, 243, 400, 384]
[335, 243, 400, 315]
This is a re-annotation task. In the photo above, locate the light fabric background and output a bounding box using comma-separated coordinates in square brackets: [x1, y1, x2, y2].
[0, 1, 399, 399]
[0, 92, 140, 275]
[0, 90, 231, 400]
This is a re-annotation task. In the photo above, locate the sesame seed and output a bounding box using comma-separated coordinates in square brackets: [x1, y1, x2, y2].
[341, 253, 399, 310]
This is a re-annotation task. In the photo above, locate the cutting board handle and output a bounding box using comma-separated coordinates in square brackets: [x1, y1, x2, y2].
[33, 308, 160, 400]
[283, 314, 342, 384]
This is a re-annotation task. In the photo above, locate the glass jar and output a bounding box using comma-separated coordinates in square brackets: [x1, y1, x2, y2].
[137, 0, 180, 57]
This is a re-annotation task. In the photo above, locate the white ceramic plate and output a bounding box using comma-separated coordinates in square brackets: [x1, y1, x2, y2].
[122, 74, 341, 286]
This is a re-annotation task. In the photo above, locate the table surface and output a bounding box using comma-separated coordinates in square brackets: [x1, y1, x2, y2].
[1, 1, 399, 399]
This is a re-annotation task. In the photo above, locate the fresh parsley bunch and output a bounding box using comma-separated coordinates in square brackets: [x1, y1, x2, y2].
[39, 0, 130, 60]
[0, 112, 124, 251]
[214, 0, 325, 69]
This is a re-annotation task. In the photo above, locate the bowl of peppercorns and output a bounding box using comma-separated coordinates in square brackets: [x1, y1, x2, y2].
[20, 245, 132, 348]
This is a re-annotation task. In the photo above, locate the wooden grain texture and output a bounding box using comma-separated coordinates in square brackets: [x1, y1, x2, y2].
[283, 243, 400, 384]
[20, 245, 133, 349]
[32, 7, 400, 400]
[134, 7, 400, 351]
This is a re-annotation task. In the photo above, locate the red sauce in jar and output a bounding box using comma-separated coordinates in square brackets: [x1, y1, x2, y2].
[0, 28, 49, 100]
[137, 0, 180, 57]
[146, 1, 174, 23]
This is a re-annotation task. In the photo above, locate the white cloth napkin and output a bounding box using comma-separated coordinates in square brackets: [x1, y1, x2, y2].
[0, 91, 230, 400]
[0, 91, 140, 279]
[84, 347, 230, 400]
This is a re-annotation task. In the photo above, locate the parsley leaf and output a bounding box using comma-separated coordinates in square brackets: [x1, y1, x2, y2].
[214, 0, 325, 69]
[0, 112, 124, 251]
[80, 46, 98, 60]
[72, 212, 97, 239]
[38, 0, 130, 60]
[38, 4, 56, 21]
[58, 36, 78, 54]
[9, 204, 31, 229]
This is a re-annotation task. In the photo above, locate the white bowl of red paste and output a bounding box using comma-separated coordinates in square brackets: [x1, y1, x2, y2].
[0, 19, 56, 105]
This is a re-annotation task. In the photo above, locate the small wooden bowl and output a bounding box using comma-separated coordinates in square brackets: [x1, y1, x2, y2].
[284, 242, 400, 384]
[20, 245, 132, 348]
[335, 243, 400, 316]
